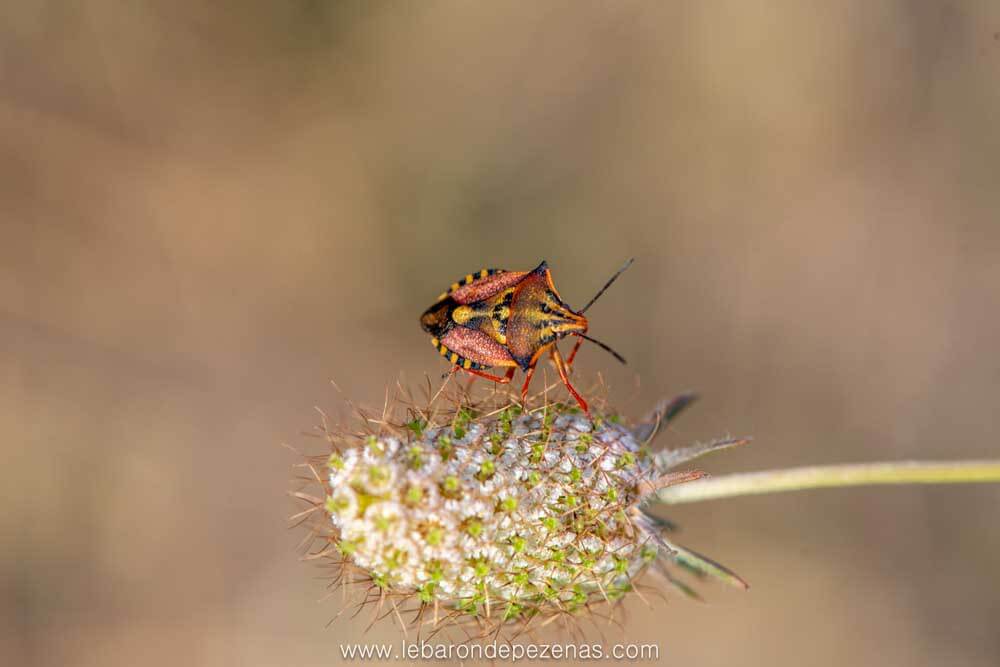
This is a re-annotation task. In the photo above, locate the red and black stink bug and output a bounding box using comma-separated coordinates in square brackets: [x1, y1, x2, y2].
[419, 259, 633, 416]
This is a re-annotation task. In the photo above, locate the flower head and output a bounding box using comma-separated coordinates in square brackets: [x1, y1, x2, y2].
[292, 383, 748, 638]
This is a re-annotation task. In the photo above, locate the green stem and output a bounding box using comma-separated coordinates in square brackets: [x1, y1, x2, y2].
[653, 460, 1000, 505]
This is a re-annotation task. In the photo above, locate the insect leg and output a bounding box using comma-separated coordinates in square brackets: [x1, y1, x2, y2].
[460, 366, 515, 385]
[464, 365, 514, 391]
[519, 364, 537, 402]
[565, 335, 584, 370]
[551, 344, 590, 416]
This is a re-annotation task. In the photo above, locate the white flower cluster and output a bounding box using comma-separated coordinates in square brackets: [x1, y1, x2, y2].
[324, 407, 658, 618]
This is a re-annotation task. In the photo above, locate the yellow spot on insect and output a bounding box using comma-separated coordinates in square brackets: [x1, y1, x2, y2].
[449, 352, 459, 364]
[452, 305, 474, 325]
[451, 282, 460, 292]
[463, 358, 472, 369]
[431, 337, 439, 347]
[439, 346, 448, 357]
[436, 292, 448, 302]
[479, 269, 488, 278]
[465, 273, 474, 284]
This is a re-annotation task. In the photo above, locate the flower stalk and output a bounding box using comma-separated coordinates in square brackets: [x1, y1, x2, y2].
[651, 460, 1000, 505]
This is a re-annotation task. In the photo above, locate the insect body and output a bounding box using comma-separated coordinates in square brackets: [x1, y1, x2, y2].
[419, 259, 632, 416]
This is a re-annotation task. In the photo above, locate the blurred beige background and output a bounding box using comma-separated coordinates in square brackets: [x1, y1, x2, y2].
[3, 2, 1000, 666]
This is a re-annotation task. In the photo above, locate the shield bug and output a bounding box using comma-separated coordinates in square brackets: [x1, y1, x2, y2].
[419, 259, 633, 416]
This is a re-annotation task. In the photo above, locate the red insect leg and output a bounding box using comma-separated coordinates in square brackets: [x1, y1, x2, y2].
[565, 335, 584, 369]
[519, 363, 537, 402]
[461, 365, 515, 386]
[551, 344, 589, 416]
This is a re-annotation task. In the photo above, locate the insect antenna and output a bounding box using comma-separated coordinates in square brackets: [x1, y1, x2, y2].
[579, 258, 635, 314]
[577, 333, 627, 365]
